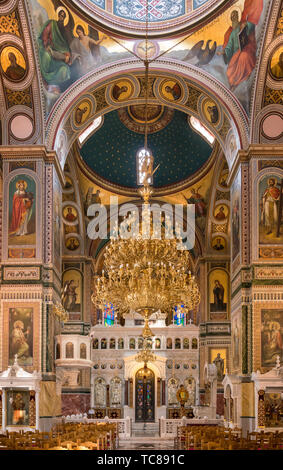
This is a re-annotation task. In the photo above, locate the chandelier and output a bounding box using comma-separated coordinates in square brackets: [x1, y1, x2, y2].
[92, 0, 200, 336]
[93, 196, 200, 335]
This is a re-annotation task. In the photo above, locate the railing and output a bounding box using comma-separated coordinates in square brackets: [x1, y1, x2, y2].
[64, 415, 132, 439]
[159, 417, 224, 438]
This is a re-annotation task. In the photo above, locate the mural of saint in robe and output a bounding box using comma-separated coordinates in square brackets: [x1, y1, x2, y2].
[217, 0, 264, 92]
[9, 308, 33, 366]
[259, 176, 283, 244]
[261, 310, 283, 367]
[9, 176, 36, 246]
[209, 269, 228, 319]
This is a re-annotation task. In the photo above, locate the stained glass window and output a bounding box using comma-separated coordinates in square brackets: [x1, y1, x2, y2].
[173, 304, 185, 326]
[104, 302, 115, 326]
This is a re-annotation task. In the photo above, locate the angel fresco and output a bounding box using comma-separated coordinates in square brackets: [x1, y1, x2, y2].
[70, 25, 108, 75]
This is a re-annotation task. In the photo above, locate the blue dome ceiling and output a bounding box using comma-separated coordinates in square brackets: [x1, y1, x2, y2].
[79, 108, 213, 189]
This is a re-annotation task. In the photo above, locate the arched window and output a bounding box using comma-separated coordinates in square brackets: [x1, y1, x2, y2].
[56, 343, 60, 359]
[167, 338, 172, 349]
[183, 338, 190, 349]
[101, 338, 107, 349]
[104, 302, 115, 326]
[192, 338, 198, 349]
[138, 337, 144, 349]
[129, 338, 136, 349]
[118, 338, 124, 349]
[173, 304, 185, 325]
[66, 342, 74, 358]
[175, 338, 181, 349]
[92, 338, 98, 349]
[80, 343, 87, 359]
[110, 338, 116, 349]
[155, 338, 161, 349]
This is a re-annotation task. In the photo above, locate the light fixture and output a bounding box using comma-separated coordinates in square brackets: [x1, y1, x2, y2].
[92, 0, 200, 338]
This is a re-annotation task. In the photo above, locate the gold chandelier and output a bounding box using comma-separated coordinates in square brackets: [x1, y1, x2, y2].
[92, 0, 200, 335]
[93, 197, 200, 334]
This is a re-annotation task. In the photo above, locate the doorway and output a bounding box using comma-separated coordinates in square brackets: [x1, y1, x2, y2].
[135, 367, 155, 422]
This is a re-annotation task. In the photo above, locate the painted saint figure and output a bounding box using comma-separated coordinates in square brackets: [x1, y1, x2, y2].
[213, 353, 225, 381]
[271, 51, 283, 79]
[217, 0, 264, 91]
[184, 187, 206, 218]
[9, 180, 34, 237]
[11, 320, 30, 359]
[4, 52, 25, 80]
[260, 178, 280, 235]
[38, 9, 72, 91]
[212, 279, 225, 311]
[62, 279, 79, 311]
[165, 83, 181, 100]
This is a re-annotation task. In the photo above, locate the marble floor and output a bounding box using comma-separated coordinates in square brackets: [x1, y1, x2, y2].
[119, 432, 176, 450]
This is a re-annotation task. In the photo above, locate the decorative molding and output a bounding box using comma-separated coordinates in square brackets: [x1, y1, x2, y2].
[255, 267, 283, 280]
[3, 266, 40, 281]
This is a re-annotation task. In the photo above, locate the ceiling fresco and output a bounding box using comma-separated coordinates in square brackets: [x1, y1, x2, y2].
[28, 0, 270, 116]
[79, 108, 213, 188]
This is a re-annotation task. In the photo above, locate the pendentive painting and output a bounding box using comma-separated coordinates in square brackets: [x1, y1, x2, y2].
[209, 269, 228, 320]
[259, 175, 283, 245]
[261, 309, 283, 368]
[8, 174, 36, 247]
[9, 307, 33, 366]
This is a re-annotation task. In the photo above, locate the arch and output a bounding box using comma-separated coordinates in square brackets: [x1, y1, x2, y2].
[80, 343, 87, 359]
[192, 338, 198, 349]
[92, 338, 99, 349]
[109, 338, 116, 349]
[45, 60, 249, 168]
[183, 338, 190, 349]
[65, 342, 74, 358]
[101, 338, 107, 349]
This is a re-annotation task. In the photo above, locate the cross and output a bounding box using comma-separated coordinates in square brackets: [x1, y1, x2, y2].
[188, 318, 193, 325]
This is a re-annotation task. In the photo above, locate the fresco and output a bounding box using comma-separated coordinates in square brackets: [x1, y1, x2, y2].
[259, 175, 283, 245]
[30, 0, 131, 113]
[269, 45, 283, 80]
[261, 309, 283, 368]
[62, 269, 82, 313]
[165, 0, 269, 112]
[9, 307, 33, 366]
[30, 0, 269, 115]
[8, 174, 36, 248]
[209, 269, 228, 320]
[231, 168, 241, 260]
[0, 46, 27, 81]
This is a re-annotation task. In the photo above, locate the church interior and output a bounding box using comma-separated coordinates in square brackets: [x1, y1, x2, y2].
[0, 0, 282, 452]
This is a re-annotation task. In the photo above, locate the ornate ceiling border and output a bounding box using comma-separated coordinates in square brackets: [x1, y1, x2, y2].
[69, 0, 228, 37]
[45, 59, 249, 170]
